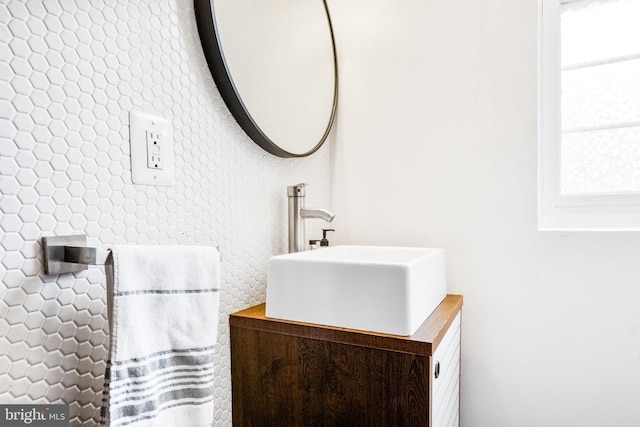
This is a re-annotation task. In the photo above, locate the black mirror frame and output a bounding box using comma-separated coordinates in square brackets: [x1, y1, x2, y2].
[194, 0, 339, 158]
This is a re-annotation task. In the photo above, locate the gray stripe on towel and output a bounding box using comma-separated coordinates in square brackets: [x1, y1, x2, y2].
[111, 386, 213, 427]
[109, 378, 213, 411]
[111, 346, 214, 366]
[109, 365, 214, 393]
[110, 376, 213, 406]
[116, 288, 219, 296]
[110, 352, 214, 383]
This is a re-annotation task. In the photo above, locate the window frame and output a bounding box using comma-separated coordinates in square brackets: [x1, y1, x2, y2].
[538, 0, 640, 231]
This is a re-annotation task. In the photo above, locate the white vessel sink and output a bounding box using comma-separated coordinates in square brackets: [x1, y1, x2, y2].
[265, 245, 446, 336]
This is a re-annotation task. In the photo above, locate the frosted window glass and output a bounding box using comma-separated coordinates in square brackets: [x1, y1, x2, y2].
[560, 0, 640, 195]
[561, 0, 640, 67]
[561, 127, 640, 194]
[561, 59, 640, 130]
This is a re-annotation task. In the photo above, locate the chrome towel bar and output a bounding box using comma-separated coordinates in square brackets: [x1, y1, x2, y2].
[64, 245, 112, 266]
[42, 235, 221, 275]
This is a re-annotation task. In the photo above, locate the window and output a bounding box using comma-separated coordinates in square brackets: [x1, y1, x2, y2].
[538, 0, 640, 230]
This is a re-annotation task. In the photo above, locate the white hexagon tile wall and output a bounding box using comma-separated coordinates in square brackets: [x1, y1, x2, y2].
[0, 1, 332, 425]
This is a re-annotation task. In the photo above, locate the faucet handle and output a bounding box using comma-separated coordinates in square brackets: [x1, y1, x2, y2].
[288, 183, 308, 197]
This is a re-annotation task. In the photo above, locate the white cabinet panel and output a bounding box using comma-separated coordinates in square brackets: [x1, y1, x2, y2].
[432, 312, 461, 427]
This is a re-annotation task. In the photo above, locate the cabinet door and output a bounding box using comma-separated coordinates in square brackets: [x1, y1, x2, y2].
[432, 312, 461, 427]
[230, 326, 431, 426]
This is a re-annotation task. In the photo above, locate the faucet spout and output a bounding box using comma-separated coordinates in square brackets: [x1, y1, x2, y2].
[287, 184, 334, 253]
[300, 208, 335, 223]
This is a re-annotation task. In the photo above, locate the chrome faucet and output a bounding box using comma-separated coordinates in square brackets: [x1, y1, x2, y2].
[288, 183, 335, 253]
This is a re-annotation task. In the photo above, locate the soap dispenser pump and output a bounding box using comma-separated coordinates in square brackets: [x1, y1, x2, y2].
[320, 229, 335, 247]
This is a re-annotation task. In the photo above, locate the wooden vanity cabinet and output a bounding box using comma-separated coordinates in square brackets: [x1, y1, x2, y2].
[230, 294, 462, 427]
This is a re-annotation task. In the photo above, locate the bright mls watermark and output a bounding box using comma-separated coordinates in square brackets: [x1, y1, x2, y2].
[0, 405, 68, 426]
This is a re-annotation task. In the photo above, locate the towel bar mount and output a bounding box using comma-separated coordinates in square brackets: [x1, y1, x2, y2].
[43, 235, 112, 275]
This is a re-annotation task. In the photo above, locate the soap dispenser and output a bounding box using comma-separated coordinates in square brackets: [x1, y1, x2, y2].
[320, 229, 335, 247]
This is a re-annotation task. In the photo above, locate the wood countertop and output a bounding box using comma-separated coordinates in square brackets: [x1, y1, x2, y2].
[230, 294, 463, 356]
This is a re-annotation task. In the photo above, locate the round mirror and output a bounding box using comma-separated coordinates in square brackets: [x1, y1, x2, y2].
[195, 0, 338, 158]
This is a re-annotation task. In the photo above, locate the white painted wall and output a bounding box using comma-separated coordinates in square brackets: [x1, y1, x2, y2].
[328, 0, 640, 425]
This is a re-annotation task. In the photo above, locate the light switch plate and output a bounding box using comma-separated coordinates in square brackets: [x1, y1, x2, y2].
[129, 111, 174, 186]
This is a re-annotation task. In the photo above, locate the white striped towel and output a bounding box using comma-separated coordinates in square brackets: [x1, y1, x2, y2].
[101, 245, 220, 427]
